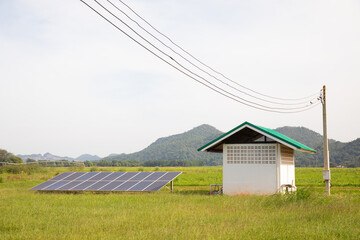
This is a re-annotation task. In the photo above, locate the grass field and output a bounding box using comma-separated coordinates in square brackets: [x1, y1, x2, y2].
[1, 167, 360, 239]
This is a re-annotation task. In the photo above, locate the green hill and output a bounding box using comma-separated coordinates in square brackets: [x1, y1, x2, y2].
[104, 124, 223, 165]
[275, 126, 358, 167]
[104, 125, 359, 168]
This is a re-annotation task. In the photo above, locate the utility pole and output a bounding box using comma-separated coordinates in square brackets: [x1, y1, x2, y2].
[321, 85, 331, 195]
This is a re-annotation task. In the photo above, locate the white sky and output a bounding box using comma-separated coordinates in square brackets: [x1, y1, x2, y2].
[1, 0, 359, 158]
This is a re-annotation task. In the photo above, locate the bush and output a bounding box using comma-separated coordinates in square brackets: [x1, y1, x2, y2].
[0, 164, 43, 174]
[90, 167, 99, 172]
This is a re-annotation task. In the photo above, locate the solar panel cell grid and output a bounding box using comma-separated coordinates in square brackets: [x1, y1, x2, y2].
[102, 172, 125, 180]
[30, 181, 57, 190]
[143, 181, 169, 191]
[131, 172, 152, 180]
[57, 181, 83, 191]
[128, 181, 153, 191]
[86, 181, 111, 191]
[116, 172, 138, 180]
[30, 172, 181, 192]
[88, 172, 112, 180]
[44, 181, 70, 190]
[113, 181, 138, 191]
[63, 172, 86, 180]
[98, 181, 125, 191]
[71, 181, 96, 191]
[50, 172, 73, 181]
[76, 172, 98, 181]
[157, 172, 181, 181]
[143, 172, 166, 180]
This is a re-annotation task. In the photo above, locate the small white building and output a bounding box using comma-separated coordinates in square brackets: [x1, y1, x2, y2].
[199, 121, 315, 195]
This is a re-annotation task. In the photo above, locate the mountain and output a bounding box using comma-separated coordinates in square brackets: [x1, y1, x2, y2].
[75, 154, 101, 162]
[275, 126, 358, 167]
[104, 124, 359, 168]
[17, 152, 74, 161]
[103, 124, 223, 165]
[16, 125, 359, 167]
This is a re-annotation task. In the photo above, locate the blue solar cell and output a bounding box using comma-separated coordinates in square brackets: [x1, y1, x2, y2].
[86, 181, 111, 190]
[128, 181, 153, 191]
[143, 181, 169, 191]
[143, 172, 166, 181]
[31, 181, 57, 190]
[113, 181, 138, 191]
[97, 181, 125, 191]
[43, 181, 70, 190]
[102, 172, 125, 181]
[63, 172, 86, 180]
[76, 172, 98, 181]
[116, 172, 138, 180]
[88, 172, 112, 180]
[157, 172, 181, 181]
[50, 172, 73, 181]
[30, 172, 182, 192]
[57, 181, 83, 191]
[131, 172, 152, 181]
[71, 181, 96, 190]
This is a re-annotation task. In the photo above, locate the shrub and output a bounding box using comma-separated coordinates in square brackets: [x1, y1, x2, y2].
[0, 164, 43, 174]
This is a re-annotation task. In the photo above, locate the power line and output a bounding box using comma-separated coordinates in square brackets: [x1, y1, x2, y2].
[80, 0, 321, 113]
[90, 0, 321, 111]
[115, 0, 320, 102]
[106, 0, 317, 107]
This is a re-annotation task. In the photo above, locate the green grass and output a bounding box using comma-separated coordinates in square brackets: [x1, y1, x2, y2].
[1, 167, 360, 239]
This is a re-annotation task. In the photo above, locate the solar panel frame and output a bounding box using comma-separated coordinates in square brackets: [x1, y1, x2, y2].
[30, 171, 181, 192]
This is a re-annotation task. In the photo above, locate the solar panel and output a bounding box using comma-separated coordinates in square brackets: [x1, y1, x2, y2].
[143, 181, 170, 191]
[98, 181, 125, 191]
[71, 181, 96, 191]
[30, 172, 181, 192]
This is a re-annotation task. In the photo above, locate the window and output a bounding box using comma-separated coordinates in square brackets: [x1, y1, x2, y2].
[227, 144, 276, 165]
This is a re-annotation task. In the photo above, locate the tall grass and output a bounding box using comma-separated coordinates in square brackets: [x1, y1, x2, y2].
[1, 167, 360, 239]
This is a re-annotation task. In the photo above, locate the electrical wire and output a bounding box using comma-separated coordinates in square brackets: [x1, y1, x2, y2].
[80, 0, 321, 113]
[91, 0, 321, 111]
[106, 0, 317, 106]
[115, 0, 320, 102]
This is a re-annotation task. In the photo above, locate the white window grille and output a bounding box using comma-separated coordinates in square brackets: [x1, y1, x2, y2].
[226, 144, 276, 165]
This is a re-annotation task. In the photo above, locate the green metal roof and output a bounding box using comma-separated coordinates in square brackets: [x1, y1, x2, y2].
[198, 121, 316, 153]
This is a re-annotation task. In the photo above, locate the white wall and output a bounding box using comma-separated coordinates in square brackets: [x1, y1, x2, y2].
[223, 144, 278, 195]
[280, 164, 295, 186]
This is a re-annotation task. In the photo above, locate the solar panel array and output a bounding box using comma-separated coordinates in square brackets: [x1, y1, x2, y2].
[30, 172, 181, 192]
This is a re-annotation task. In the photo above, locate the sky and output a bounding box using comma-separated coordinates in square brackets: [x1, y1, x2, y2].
[1, 0, 359, 158]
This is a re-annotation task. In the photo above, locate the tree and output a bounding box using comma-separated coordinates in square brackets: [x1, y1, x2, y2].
[0, 149, 23, 163]
[26, 158, 37, 163]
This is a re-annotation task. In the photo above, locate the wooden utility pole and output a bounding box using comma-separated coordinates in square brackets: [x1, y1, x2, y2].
[322, 85, 331, 195]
